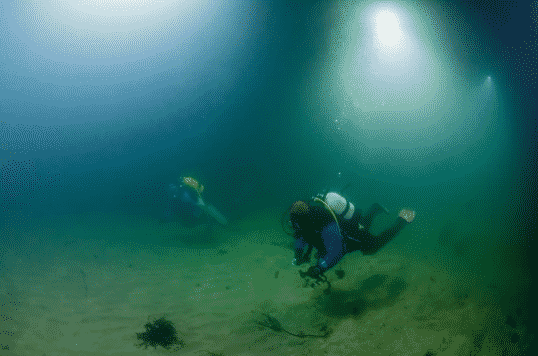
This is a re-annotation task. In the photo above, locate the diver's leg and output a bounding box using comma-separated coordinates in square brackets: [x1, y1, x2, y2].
[378, 217, 407, 241]
[361, 203, 389, 230]
[362, 210, 414, 255]
[361, 219, 405, 255]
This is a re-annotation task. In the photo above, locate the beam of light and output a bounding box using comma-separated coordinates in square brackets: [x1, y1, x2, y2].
[11, 0, 211, 61]
[307, 1, 512, 194]
[69, 0, 178, 15]
[2, 0, 256, 127]
[1, 0, 267, 164]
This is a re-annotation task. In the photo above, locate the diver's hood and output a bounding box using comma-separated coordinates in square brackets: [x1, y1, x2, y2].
[324, 192, 355, 220]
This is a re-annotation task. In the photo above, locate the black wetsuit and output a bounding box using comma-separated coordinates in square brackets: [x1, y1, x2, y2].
[164, 183, 202, 227]
[292, 203, 408, 272]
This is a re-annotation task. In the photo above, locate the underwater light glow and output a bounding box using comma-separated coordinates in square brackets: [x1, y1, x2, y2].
[484, 75, 494, 89]
[374, 10, 402, 47]
[333, 1, 443, 121]
[69, 0, 185, 15]
[2, 0, 258, 131]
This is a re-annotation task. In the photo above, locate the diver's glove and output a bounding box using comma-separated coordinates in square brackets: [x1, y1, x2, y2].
[293, 255, 310, 266]
[299, 266, 323, 283]
[299, 266, 332, 294]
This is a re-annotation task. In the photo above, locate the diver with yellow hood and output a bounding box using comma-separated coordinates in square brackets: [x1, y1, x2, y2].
[164, 177, 227, 227]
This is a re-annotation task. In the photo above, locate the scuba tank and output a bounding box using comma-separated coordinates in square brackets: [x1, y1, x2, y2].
[281, 172, 356, 236]
[313, 171, 356, 221]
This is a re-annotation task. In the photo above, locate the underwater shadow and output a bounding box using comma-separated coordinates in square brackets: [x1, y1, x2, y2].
[315, 274, 408, 318]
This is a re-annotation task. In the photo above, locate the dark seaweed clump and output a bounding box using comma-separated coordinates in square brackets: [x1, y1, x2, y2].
[136, 316, 184, 350]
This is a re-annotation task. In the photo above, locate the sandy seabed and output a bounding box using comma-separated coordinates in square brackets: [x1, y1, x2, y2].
[0, 209, 531, 356]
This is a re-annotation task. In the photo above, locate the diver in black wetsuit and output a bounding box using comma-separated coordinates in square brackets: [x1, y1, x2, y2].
[164, 176, 228, 228]
[288, 192, 416, 283]
[164, 177, 205, 227]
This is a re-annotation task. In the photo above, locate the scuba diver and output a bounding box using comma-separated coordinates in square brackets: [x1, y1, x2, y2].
[164, 177, 227, 227]
[282, 191, 415, 291]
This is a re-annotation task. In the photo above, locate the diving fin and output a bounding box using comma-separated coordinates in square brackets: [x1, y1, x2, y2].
[201, 202, 228, 225]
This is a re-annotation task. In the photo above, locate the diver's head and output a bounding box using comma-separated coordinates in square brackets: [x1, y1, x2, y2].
[291, 200, 309, 215]
[180, 177, 204, 196]
[290, 201, 310, 230]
